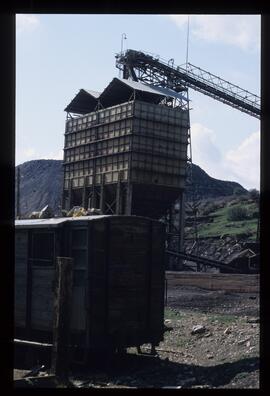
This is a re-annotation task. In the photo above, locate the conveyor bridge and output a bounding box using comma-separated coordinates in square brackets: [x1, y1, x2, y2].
[116, 49, 260, 119]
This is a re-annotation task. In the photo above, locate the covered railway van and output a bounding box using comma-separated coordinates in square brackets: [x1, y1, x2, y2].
[15, 215, 165, 357]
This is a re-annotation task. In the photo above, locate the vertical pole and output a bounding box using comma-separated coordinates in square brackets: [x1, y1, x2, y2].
[178, 191, 185, 270]
[116, 173, 122, 214]
[88, 192, 92, 210]
[92, 175, 97, 209]
[167, 207, 173, 270]
[51, 257, 73, 380]
[16, 166, 20, 219]
[100, 173, 105, 214]
[126, 183, 133, 215]
[82, 176, 87, 209]
[194, 207, 200, 271]
[68, 179, 72, 211]
[26, 230, 32, 338]
[146, 220, 153, 343]
[61, 190, 66, 213]
[92, 187, 96, 209]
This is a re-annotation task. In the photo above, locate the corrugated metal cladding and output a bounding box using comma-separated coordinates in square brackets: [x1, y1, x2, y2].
[63, 78, 189, 218]
[64, 78, 188, 114]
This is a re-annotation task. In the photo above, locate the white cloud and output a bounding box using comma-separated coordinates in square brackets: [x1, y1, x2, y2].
[16, 14, 40, 34]
[190, 123, 260, 190]
[191, 123, 222, 173]
[167, 14, 260, 52]
[225, 131, 260, 189]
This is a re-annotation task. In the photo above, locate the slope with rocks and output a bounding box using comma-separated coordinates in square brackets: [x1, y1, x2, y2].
[15, 160, 63, 217]
[15, 160, 247, 217]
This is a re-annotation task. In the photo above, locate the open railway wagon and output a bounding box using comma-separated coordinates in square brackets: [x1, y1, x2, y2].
[15, 215, 165, 363]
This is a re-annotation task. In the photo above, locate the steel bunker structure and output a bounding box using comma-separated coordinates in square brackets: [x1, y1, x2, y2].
[63, 77, 190, 263]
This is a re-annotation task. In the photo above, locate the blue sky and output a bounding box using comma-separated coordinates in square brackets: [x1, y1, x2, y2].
[16, 14, 260, 189]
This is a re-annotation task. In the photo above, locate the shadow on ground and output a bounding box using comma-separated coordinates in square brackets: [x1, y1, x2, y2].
[72, 352, 259, 388]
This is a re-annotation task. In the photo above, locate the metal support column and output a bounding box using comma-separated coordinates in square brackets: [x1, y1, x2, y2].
[116, 179, 122, 214]
[91, 175, 97, 209]
[82, 176, 87, 209]
[167, 207, 173, 270]
[68, 178, 73, 211]
[100, 173, 105, 214]
[116, 171, 124, 214]
[178, 191, 185, 270]
[126, 183, 133, 215]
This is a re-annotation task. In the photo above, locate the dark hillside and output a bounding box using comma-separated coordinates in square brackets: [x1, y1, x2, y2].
[15, 160, 63, 217]
[185, 163, 247, 201]
[15, 160, 247, 217]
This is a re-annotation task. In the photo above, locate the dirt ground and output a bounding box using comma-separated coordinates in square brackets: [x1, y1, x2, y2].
[67, 285, 260, 389]
[14, 284, 259, 389]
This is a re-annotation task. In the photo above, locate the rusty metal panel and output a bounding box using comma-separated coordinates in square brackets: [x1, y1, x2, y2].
[63, 99, 188, 216]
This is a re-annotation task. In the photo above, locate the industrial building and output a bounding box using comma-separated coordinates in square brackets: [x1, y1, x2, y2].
[62, 78, 189, 224]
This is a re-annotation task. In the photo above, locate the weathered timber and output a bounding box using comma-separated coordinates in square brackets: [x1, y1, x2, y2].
[166, 272, 259, 293]
[14, 374, 58, 388]
[51, 257, 73, 379]
[15, 215, 165, 359]
[14, 339, 53, 348]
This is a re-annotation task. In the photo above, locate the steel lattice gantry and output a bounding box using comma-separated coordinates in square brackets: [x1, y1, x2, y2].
[115, 49, 260, 270]
[115, 49, 261, 119]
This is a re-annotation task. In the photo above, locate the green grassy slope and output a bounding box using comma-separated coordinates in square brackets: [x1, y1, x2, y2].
[186, 200, 259, 240]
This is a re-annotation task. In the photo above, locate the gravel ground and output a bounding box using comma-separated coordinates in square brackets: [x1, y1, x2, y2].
[68, 285, 259, 389]
[14, 285, 259, 389]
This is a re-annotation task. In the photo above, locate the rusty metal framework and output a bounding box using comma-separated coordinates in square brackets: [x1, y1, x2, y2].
[62, 93, 189, 254]
[115, 48, 261, 270]
[115, 49, 261, 119]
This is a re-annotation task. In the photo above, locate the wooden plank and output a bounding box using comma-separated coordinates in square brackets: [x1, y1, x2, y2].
[14, 375, 57, 388]
[51, 257, 74, 380]
[166, 272, 259, 293]
[25, 230, 32, 335]
[70, 285, 86, 331]
[15, 231, 28, 327]
[88, 217, 165, 349]
[15, 268, 27, 326]
[14, 339, 52, 348]
[31, 268, 54, 330]
[15, 230, 28, 257]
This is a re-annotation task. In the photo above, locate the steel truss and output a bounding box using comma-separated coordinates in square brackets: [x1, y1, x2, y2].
[116, 49, 260, 119]
[116, 48, 261, 271]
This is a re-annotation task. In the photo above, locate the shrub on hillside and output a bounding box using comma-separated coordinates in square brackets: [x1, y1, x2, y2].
[201, 202, 219, 215]
[249, 188, 260, 201]
[233, 187, 244, 196]
[227, 205, 249, 221]
[251, 210, 259, 219]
